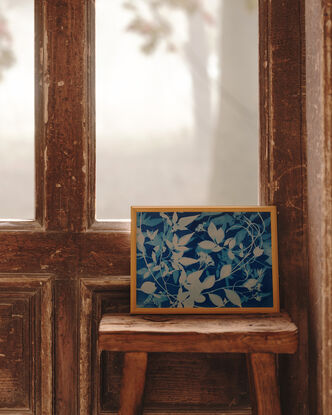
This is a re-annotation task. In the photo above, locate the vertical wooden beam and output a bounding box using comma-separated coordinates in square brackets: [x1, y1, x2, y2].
[246, 355, 258, 415]
[259, 0, 308, 414]
[35, 0, 46, 226]
[37, 0, 94, 232]
[35, 0, 96, 411]
[306, 0, 332, 414]
[54, 279, 78, 415]
[119, 352, 148, 415]
[86, 0, 96, 227]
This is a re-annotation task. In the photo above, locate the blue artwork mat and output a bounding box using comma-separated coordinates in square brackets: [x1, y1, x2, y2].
[131, 207, 279, 314]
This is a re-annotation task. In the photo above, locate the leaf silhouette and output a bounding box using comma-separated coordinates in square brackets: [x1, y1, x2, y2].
[194, 293, 206, 303]
[137, 231, 145, 246]
[202, 275, 215, 289]
[177, 287, 190, 302]
[224, 289, 242, 307]
[147, 229, 158, 240]
[178, 215, 199, 228]
[208, 293, 224, 307]
[199, 240, 217, 250]
[212, 245, 222, 252]
[254, 247, 264, 257]
[178, 257, 198, 266]
[172, 212, 178, 223]
[178, 232, 194, 246]
[187, 270, 204, 283]
[140, 282, 157, 294]
[165, 239, 173, 250]
[137, 231, 145, 252]
[179, 270, 187, 284]
[176, 246, 190, 253]
[242, 278, 257, 290]
[220, 264, 232, 279]
[143, 270, 151, 279]
[207, 222, 225, 244]
[215, 227, 225, 244]
[207, 222, 218, 241]
[229, 238, 236, 249]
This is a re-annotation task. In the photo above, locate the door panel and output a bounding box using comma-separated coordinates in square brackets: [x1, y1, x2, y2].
[0, 275, 52, 414]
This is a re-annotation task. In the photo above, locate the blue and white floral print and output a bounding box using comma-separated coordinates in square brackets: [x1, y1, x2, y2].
[135, 211, 274, 309]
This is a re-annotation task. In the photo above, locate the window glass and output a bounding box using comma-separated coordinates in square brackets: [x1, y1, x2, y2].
[0, 0, 34, 219]
[96, 0, 258, 219]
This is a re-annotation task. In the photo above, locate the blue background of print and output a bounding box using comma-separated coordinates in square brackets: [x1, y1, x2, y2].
[135, 211, 274, 309]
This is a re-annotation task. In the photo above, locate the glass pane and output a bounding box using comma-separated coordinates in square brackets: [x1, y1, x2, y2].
[0, 0, 34, 219]
[96, 0, 258, 219]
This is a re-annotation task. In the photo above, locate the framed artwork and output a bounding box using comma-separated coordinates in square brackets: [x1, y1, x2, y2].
[131, 206, 279, 314]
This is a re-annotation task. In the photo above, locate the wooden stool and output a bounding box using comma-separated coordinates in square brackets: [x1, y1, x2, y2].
[98, 313, 298, 415]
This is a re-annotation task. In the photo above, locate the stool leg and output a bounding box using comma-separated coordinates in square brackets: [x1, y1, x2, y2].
[119, 352, 148, 415]
[247, 353, 281, 415]
[246, 354, 258, 415]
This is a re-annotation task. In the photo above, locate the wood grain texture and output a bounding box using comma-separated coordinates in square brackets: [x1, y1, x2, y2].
[246, 355, 257, 415]
[79, 278, 130, 415]
[55, 279, 78, 415]
[248, 353, 281, 415]
[0, 275, 53, 414]
[35, 0, 47, 226]
[259, 1, 309, 414]
[0, 231, 130, 275]
[102, 352, 250, 412]
[99, 314, 298, 354]
[306, 0, 332, 414]
[39, 0, 93, 231]
[119, 352, 148, 415]
[0, 296, 30, 410]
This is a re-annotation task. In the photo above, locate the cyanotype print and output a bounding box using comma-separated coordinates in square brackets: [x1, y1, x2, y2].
[131, 208, 278, 313]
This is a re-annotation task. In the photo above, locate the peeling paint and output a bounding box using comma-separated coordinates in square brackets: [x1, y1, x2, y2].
[40, 47, 43, 66]
[44, 145, 48, 163]
[44, 75, 49, 124]
[43, 28, 49, 125]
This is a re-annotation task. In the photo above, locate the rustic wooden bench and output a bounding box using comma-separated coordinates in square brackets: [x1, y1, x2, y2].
[98, 313, 298, 415]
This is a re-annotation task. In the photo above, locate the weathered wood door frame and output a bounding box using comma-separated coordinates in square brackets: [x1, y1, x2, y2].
[306, 0, 332, 414]
[0, 0, 311, 414]
[259, 1, 308, 414]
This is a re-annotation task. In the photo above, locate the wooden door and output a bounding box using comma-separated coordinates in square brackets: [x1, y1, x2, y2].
[0, 1, 309, 414]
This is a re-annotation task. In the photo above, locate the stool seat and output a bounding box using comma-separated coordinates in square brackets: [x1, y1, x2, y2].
[98, 313, 298, 415]
[99, 313, 298, 354]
